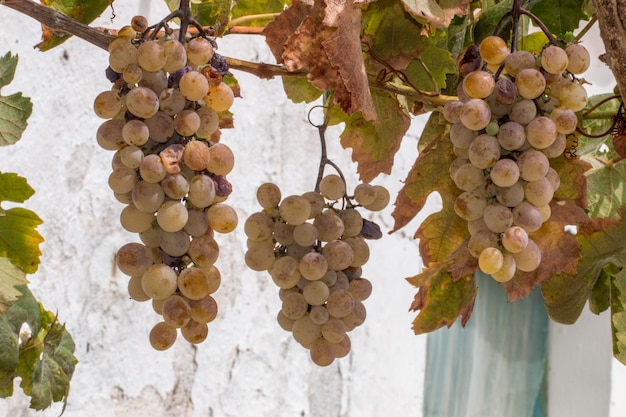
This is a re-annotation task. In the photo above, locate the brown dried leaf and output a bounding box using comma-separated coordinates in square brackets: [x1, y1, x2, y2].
[263, 0, 318, 63]
[401, 0, 471, 29]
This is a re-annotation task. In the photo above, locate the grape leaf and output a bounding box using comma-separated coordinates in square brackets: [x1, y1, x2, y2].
[550, 154, 590, 208]
[586, 162, 626, 219]
[529, 0, 589, 38]
[281, 77, 324, 104]
[231, 0, 288, 26]
[391, 111, 450, 231]
[0, 286, 77, 410]
[589, 264, 613, 314]
[0, 172, 35, 205]
[37, 0, 113, 51]
[612, 268, 626, 365]
[330, 89, 410, 182]
[502, 201, 588, 300]
[0, 53, 32, 147]
[408, 260, 477, 333]
[0, 208, 44, 274]
[0, 258, 29, 314]
[542, 215, 626, 324]
[362, 0, 428, 72]
[403, 31, 457, 92]
[263, 0, 375, 119]
[401, 0, 471, 29]
[166, 0, 233, 30]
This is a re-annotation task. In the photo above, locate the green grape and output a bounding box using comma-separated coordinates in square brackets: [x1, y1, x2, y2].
[515, 69, 546, 99]
[188, 174, 216, 208]
[468, 134, 500, 169]
[120, 204, 154, 233]
[483, 203, 513, 233]
[348, 278, 373, 301]
[322, 240, 355, 271]
[206, 203, 238, 233]
[139, 154, 167, 183]
[97, 119, 126, 151]
[126, 86, 160, 119]
[344, 237, 370, 268]
[504, 50, 536, 77]
[116, 242, 153, 277]
[292, 315, 322, 346]
[196, 107, 220, 138]
[565, 43, 590, 74]
[540, 45, 569, 75]
[281, 293, 309, 320]
[174, 109, 201, 137]
[321, 317, 347, 343]
[463, 70, 496, 99]
[491, 253, 516, 282]
[559, 82, 588, 112]
[363, 185, 390, 211]
[162, 295, 192, 328]
[517, 150, 549, 182]
[207, 143, 235, 176]
[93, 90, 123, 119]
[468, 229, 499, 258]
[512, 238, 541, 272]
[454, 190, 487, 221]
[137, 40, 167, 72]
[188, 235, 219, 267]
[149, 322, 177, 350]
[502, 226, 529, 253]
[497, 121, 526, 151]
[244, 244, 276, 271]
[157, 200, 189, 232]
[460, 98, 492, 131]
[144, 112, 175, 143]
[181, 320, 209, 344]
[189, 295, 218, 323]
[128, 275, 150, 302]
[512, 201, 543, 233]
[141, 264, 178, 300]
[313, 210, 345, 241]
[158, 229, 191, 257]
[120, 145, 144, 169]
[303, 281, 331, 306]
[179, 70, 209, 101]
[309, 306, 330, 325]
[338, 208, 363, 238]
[490, 158, 519, 188]
[310, 337, 336, 367]
[299, 252, 329, 281]
[257, 183, 282, 209]
[270, 256, 301, 289]
[293, 222, 317, 247]
[326, 290, 355, 319]
[478, 247, 504, 274]
[526, 116, 557, 149]
[479, 35, 510, 65]
[185, 37, 214, 66]
[319, 174, 346, 200]
[353, 183, 377, 206]
[508, 99, 537, 125]
[524, 177, 554, 207]
[177, 267, 210, 300]
[550, 107, 578, 134]
[161, 173, 190, 200]
[132, 181, 165, 214]
[159, 87, 187, 116]
[205, 82, 235, 112]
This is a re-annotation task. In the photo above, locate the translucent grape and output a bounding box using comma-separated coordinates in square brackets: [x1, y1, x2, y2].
[463, 71, 496, 99]
[479, 36, 510, 65]
[515, 69, 546, 99]
[478, 247, 504, 274]
[141, 264, 178, 300]
[460, 98, 492, 131]
[157, 200, 189, 232]
[303, 281, 330, 306]
[205, 82, 234, 112]
[181, 320, 209, 344]
[491, 253, 516, 282]
[565, 44, 590, 74]
[524, 177, 554, 207]
[559, 82, 588, 112]
[502, 226, 529, 253]
[319, 174, 346, 200]
[188, 235, 219, 267]
[126, 86, 160, 119]
[189, 295, 218, 323]
[526, 116, 557, 149]
[179, 70, 209, 101]
[504, 50, 536, 77]
[512, 238, 541, 272]
[93, 90, 122, 119]
[490, 158, 519, 187]
[468, 229, 499, 258]
[206, 143, 235, 176]
[483, 203, 513, 233]
[541, 45, 569, 74]
[177, 267, 210, 300]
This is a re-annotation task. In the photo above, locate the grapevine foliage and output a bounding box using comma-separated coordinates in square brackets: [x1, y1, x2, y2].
[0, 53, 77, 409]
[1, 0, 626, 410]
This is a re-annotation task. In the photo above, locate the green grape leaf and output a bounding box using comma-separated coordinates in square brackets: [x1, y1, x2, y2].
[404, 31, 457, 92]
[0, 286, 77, 410]
[612, 268, 626, 365]
[166, 0, 233, 30]
[586, 162, 626, 219]
[529, 0, 589, 38]
[281, 77, 323, 104]
[0, 53, 32, 147]
[0, 208, 44, 274]
[0, 258, 29, 314]
[231, 0, 288, 26]
[408, 259, 477, 334]
[400, 0, 471, 29]
[330, 90, 410, 182]
[542, 215, 626, 324]
[391, 111, 450, 232]
[37, 1, 113, 51]
[0, 172, 35, 205]
[589, 265, 612, 314]
[473, 0, 514, 42]
[362, 0, 428, 72]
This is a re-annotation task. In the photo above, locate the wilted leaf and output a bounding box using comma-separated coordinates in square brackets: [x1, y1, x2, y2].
[611, 268, 626, 365]
[401, 0, 471, 29]
[264, 0, 375, 118]
[585, 161, 626, 219]
[0, 53, 32, 147]
[416, 199, 469, 264]
[551, 155, 590, 208]
[529, 0, 589, 38]
[0, 208, 44, 274]
[408, 260, 477, 333]
[37, 0, 113, 51]
[0, 258, 29, 314]
[503, 201, 587, 300]
[332, 90, 409, 182]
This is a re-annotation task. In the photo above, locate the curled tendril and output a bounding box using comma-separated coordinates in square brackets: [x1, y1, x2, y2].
[362, 42, 440, 98]
[576, 96, 624, 138]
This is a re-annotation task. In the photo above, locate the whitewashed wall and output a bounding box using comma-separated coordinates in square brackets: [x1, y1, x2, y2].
[0, 2, 623, 417]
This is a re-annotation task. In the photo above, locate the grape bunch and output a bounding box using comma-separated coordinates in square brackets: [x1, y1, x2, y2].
[244, 175, 389, 366]
[444, 36, 590, 282]
[93, 17, 238, 350]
